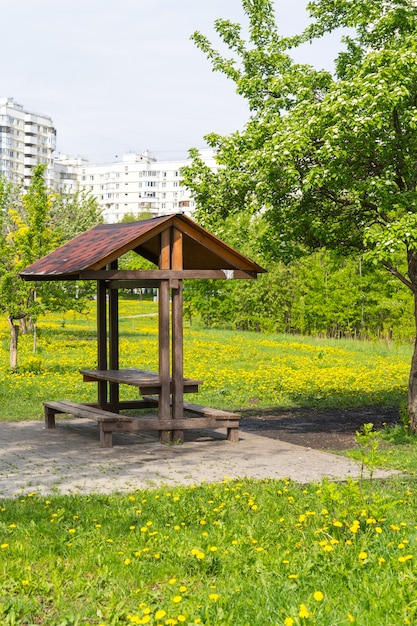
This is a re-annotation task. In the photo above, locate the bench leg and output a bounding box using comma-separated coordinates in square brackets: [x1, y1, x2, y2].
[99, 423, 113, 448]
[227, 427, 239, 443]
[44, 406, 56, 429]
[171, 429, 184, 444]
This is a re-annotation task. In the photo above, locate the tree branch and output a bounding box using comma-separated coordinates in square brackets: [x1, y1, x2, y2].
[381, 259, 415, 292]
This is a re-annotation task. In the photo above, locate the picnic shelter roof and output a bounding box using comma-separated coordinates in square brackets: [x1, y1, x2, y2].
[20, 213, 265, 281]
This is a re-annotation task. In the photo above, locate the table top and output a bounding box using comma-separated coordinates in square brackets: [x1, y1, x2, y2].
[80, 368, 203, 391]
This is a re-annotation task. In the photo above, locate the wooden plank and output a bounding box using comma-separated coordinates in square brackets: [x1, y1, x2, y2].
[80, 368, 202, 388]
[171, 216, 259, 271]
[42, 401, 133, 421]
[80, 269, 258, 280]
[142, 396, 239, 420]
[159, 228, 171, 443]
[171, 227, 184, 442]
[99, 417, 239, 432]
[109, 280, 161, 290]
[180, 401, 238, 419]
[109, 261, 119, 410]
[96, 280, 108, 407]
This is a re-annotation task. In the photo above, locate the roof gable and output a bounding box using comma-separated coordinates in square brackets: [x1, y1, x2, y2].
[20, 214, 265, 280]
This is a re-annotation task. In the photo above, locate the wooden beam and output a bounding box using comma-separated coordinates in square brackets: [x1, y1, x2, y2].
[96, 280, 108, 408]
[158, 230, 171, 443]
[172, 215, 265, 271]
[108, 280, 161, 290]
[171, 228, 184, 442]
[80, 269, 258, 280]
[109, 261, 119, 411]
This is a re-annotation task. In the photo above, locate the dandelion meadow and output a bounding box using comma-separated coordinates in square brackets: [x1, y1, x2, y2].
[2, 476, 417, 625]
[0, 297, 411, 421]
[1, 298, 417, 625]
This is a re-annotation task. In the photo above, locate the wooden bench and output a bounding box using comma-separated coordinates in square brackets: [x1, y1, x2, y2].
[143, 396, 240, 442]
[43, 399, 240, 447]
[43, 401, 135, 448]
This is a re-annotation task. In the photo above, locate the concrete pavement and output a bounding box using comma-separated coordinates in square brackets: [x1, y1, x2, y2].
[0, 417, 395, 498]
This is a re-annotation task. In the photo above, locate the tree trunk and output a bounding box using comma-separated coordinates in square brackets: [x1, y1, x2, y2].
[19, 316, 27, 334]
[7, 316, 19, 370]
[407, 252, 417, 430]
[28, 316, 35, 333]
[33, 321, 37, 354]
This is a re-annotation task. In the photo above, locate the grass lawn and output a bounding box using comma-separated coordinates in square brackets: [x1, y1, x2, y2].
[0, 297, 412, 421]
[2, 476, 417, 625]
[2, 298, 417, 624]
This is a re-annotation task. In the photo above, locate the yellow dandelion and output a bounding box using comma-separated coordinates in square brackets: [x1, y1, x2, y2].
[298, 603, 310, 618]
[313, 591, 324, 601]
[155, 609, 166, 620]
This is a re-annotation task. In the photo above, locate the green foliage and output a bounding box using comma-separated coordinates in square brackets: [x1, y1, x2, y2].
[355, 423, 383, 500]
[0, 165, 54, 324]
[0, 166, 104, 369]
[184, 252, 415, 339]
[49, 189, 102, 242]
[184, 0, 417, 426]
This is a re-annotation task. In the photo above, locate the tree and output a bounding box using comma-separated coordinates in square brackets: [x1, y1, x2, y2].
[49, 189, 102, 242]
[183, 0, 417, 428]
[0, 164, 55, 367]
[43, 189, 103, 314]
[1, 168, 102, 369]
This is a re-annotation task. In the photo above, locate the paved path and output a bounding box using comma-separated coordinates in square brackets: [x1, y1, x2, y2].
[0, 418, 395, 498]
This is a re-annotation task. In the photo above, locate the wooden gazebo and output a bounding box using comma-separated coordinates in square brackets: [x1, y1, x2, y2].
[20, 214, 265, 447]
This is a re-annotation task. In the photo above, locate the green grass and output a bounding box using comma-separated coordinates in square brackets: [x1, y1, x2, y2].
[345, 422, 417, 475]
[0, 298, 412, 420]
[1, 476, 417, 625]
[3, 299, 417, 623]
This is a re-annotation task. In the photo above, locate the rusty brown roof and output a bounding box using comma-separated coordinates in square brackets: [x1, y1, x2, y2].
[20, 214, 265, 280]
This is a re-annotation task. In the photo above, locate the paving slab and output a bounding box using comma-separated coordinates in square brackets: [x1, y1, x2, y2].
[0, 418, 395, 498]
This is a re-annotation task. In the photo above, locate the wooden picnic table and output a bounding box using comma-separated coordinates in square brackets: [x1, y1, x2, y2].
[43, 368, 240, 447]
[80, 368, 203, 395]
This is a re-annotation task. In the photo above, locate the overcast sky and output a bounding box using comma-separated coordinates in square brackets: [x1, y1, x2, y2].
[1, 0, 344, 163]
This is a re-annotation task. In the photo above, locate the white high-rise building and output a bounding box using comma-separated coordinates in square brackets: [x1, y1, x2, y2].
[0, 97, 57, 188]
[55, 149, 217, 223]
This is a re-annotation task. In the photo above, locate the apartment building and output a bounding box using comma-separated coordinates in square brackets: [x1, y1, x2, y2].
[0, 97, 57, 188]
[0, 97, 216, 222]
[55, 149, 217, 223]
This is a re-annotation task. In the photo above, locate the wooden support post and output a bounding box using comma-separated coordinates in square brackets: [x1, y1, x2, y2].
[97, 280, 108, 408]
[171, 227, 184, 443]
[109, 260, 119, 412]
[159, 230, 171, 443]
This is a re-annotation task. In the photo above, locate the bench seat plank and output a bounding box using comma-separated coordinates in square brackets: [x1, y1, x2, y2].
[143, 395, 240, 442]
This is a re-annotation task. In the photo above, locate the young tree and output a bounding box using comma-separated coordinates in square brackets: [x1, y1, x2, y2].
[183, 0, 417, 427]
[2, 164, 56, 366]
[1, 168, 102, 368]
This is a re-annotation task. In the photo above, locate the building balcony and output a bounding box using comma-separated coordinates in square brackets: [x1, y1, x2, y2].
[24, 156, 38, 167]
[24, 146, 38, 157]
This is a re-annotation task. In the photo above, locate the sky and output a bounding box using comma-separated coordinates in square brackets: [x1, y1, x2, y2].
[1, 0, 345, 163]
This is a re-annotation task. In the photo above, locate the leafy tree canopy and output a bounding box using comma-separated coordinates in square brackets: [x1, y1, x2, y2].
[182, 0, 417, 426]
